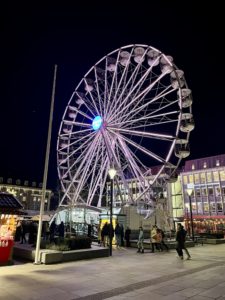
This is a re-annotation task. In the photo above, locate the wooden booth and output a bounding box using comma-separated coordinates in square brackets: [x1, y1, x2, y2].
[0, 192, 23, 265]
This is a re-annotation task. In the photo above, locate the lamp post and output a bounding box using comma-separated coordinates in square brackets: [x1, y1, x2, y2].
[108, 167, 117, 256]
[34, 65, 57, 264]
[187, 185, 194, 241]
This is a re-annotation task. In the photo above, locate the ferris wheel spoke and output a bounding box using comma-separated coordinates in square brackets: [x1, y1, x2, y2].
[86, 138, 106, 201]
[70, 135, 102, 204]
[59, 133, 97, 171]
[63, 120, 92, 128]
[106, 52, 120, 116]
[109, 127, 175, 141]
[87, 155, 109, 207]
[94, 67, 104, 116]
[111, 129, 169, 164]
[106, 49, 134, 118]
[83, 78, 101, 116]
[120, 85, 176, 125]
[104, 131, 134, 203]
[108, 66, 166, 123]
[108, 55, 161, 122]
[110, 109, 179, 130]
[59, 130, 96, 155]
[60, 127, 92, 139]
[60, 133, 101, 196]
[117, 137, 147, 189]
[74, 91, 96, 118]
[68, 106, 93, 121]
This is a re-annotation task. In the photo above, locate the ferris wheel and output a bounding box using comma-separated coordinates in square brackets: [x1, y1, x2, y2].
[57, 44, 194, 208]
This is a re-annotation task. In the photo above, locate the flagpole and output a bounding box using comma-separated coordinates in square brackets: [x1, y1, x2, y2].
[34, 64, 57, 264]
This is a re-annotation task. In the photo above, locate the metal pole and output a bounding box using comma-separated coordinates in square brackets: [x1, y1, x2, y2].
[109, 178, 113, 256]
[189, 195, 195, 241]
[34, 65, 57, 264]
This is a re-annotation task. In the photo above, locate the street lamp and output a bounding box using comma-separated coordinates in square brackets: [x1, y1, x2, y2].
[186, 185, 195, 242]
[108, 167, 117, 256]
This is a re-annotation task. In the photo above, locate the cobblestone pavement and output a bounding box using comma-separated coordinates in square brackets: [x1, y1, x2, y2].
[1, 243, 225, 299]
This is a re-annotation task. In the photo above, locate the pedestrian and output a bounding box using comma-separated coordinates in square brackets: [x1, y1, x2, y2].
[176, 223, 191, 260]
[49, 219, 56, 243]
[159, 228, 169, 251]
[15, 220, 22, 242]
[151, 225, 158, 253]
[20, 221, 27, 244]
[101, 222, 109, 247]
[120, 224, 124, 247]
[115, 221, 122, 248]
[156, 228, 163, 251]
[137, 226, 144, 253]
[125, 226, 131, 247]
[58, 221, 65, 240]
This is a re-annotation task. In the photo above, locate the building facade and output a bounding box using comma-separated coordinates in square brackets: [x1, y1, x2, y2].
[0, 178, 52, 212]
[173, 154, 225, 235]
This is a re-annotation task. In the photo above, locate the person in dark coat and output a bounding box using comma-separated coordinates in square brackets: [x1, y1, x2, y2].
[120, 224, 124, 246]
[125, 226, 131, 247]
[176, 223, 191, 260]
[20, 221, 27, 244]
[58, 221, 65, 240]
[49, 219, 56, 243]
[101, 222, 110, 247]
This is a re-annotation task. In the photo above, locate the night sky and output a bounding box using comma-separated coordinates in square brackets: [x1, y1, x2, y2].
[1, 2, 224, 189]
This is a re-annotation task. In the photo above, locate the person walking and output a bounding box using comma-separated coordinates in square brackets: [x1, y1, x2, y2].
[137, 226, 144, 253]
[176, 223, 191, 260]
[115, 221, 122, 249]
[159, 228, 169, 251]
[20, 221, 27, 244]
[125, 226, 131, 247]
[151, 225, 158, 253]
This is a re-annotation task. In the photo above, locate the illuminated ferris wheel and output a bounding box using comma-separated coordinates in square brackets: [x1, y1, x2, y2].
[57, 44, 194, 208]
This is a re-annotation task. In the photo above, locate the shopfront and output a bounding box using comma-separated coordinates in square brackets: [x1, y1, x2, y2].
[0, 192, 23, 265]
[184, 215, 225, 237]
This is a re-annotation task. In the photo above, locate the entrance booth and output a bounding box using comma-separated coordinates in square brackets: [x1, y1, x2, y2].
[0, 193, 23, 265]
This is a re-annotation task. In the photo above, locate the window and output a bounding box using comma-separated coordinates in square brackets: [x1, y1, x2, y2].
[191, 164, 195, 170]
[201, 187, 207, 196]
[213, 171, 219, 182]
[189, 174, 194, 183]
[200, 173, 206, 184]
[207, 172, 212, 182]
[220, 170, 225, 181]
[216, 160, 220, 167]
[196, 188, 201, 197]
[215, 186, 221, 197]
[204, 202, 209, 212]
[183, 175, 188, 184]
[203, 162, 207, 168]
[194, 173, 199, 184]
[208, 187, 214, 196]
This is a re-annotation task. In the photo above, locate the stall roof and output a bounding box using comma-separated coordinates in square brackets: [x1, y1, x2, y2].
[0, 192, 23, 211]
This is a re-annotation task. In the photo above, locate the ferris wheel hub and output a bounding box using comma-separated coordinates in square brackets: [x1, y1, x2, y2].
[92, 116, 103, 130]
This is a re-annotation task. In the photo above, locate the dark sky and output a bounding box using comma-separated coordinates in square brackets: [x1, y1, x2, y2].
[1, 2, 224, 189]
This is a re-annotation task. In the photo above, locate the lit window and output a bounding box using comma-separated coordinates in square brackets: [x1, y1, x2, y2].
[216, 160, 220, 167]
[191, 164, 195, 170]
[203, 162, 207, 168]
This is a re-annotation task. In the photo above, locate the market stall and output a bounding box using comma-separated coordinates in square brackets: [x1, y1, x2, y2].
[0, 192, 23, 265]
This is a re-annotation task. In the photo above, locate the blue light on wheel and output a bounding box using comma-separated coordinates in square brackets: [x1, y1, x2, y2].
[92, 116, 102, 130]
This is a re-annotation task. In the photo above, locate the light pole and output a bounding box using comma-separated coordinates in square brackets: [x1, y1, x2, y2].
[187, 186, 194, 241]
[34, 65, 57, 264]
[108, 167, 117, 256]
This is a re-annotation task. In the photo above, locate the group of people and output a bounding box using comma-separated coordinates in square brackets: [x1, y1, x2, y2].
[15, 219, 65, 245]
[137, 223, 191, 260]
[98, 221, 131, 248]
